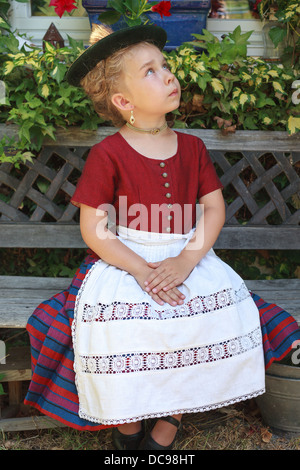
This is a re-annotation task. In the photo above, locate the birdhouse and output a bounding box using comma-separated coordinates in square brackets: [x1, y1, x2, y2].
[43, 23, 65, 51]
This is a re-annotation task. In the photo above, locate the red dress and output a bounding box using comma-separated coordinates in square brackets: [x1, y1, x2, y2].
[71, 131, 223, 234]
[24, 131, 300, 430]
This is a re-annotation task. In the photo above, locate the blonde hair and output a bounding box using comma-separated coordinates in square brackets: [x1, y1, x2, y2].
[80, 24, 155, 127]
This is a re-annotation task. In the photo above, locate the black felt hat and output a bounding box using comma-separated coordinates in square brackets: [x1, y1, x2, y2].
[66, 24, 167, 87]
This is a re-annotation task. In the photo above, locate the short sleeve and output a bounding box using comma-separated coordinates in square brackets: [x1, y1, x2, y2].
[197, 139, 223, 199]
[71, 143, 116, 209]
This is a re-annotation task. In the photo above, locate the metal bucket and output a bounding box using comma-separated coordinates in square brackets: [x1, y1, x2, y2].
[256, 361, 300, 433]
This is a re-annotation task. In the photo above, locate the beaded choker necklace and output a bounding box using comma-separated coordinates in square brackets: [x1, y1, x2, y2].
[126, 121, 168, 135]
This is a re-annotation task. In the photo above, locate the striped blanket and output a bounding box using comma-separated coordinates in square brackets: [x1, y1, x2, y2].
[24, 253, 300, 430]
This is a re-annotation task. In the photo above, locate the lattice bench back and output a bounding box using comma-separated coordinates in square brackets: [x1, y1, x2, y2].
[0, 127, 299, 250]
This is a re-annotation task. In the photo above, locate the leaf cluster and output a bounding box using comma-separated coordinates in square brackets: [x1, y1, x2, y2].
[0, 37, 105, 166]
[98, 0, 158, 26]
[257, 0, 300, 67]
[1, 24, 299, 167]
[166, 27, 300, 134]
[217, 249, 300, 280]
[0, 247, 86, 277]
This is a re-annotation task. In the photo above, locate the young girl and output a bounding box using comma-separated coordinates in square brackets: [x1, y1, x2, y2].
[24, 24, 300, 451]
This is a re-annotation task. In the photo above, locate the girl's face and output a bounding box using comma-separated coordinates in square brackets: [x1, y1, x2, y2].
[122, 43, 181, 121]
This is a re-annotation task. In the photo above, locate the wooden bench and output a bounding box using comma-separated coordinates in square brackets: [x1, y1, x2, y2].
[0, 125, 299, 432]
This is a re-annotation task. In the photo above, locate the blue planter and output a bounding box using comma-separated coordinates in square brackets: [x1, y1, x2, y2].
[82, 1, 211, 50]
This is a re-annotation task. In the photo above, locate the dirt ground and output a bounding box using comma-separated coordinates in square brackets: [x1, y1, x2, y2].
[1, 399, 300, 451]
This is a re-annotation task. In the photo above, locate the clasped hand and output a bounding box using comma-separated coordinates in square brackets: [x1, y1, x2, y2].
[143, 255, 193, 307]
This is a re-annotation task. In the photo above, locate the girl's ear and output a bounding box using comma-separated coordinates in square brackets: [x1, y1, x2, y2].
[111, 93, 133, 113]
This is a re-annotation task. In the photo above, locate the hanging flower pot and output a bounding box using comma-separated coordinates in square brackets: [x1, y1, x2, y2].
[81, 0, 212, 50]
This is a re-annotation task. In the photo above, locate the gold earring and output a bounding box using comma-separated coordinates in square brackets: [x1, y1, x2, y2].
[130, 110, 135, 125]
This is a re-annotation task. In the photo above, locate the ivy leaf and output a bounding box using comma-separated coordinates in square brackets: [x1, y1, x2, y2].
[263, 116, 272, 125]
[192, 29, 217, 45]
[232, 87, 242, 99]
[197, 74, 211, 91]
[41, 84, 50, 99]
[67, 35, 84, 52]
[44, 41, 56, 54]
[98, 10, 121, 25]
[206, 41, 222, 58]
[268, 69, 279, 78]
[256, 92, 276, 108]
[4, 61, 14, 75]
[0, 17, 10, 31]
[228, 26, 253, 45]
[230, 100, 239, 111]
[189, 71, 198, 82]
[218, 98, 231, 114]
[50, 63, 67, 84]
[19, 119, 33, 144]
[287, 116, 300, 135]
[37, 180, 50, 194]
[107, 0, 125, 14]
[273, 81, 285, 94]
[244, 115, 259, 129]
[239, 93, 249, 107]
[226, 26, 253, 59]
[177, 70, 186, 81]
[28, 97, 43, 109]
[211, 78, 224, 94]
[268, 26, 287, 48]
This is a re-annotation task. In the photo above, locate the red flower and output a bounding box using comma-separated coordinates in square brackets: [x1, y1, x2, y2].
[49, 0, 77, 18]
[151, 1, 172, 19]
[253, 0, 262, 11]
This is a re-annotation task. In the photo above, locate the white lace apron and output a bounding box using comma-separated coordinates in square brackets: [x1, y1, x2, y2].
[72, 226, 265, 425]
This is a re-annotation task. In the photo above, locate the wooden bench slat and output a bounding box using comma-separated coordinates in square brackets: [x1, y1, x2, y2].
[0, 276, 299, 329]
[0, 223, 299, 249]
[0, 416, 66, 432]
[0, 276, 70, 289]
[1, 276, 298, 292]
[0, 222, 86, 248]
[3, 126, 299, 151]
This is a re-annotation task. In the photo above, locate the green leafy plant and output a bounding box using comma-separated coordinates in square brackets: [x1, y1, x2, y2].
[166, 27, 300, 134]
[0, 0, 28, 63]
[0, 0, 104, 165]
[49, 0, 172, 24]
[0, 248, 86, 277]
[0, 0, 16, 28]
[1, 10, 299, 167]
[98, 0, 171, 26]
[0, 374, 5, 396]
[0, 38, 105, 166]
[254, 0, 300, 66]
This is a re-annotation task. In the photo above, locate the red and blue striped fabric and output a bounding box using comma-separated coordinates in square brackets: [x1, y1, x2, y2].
[252, 292, 300, 369]
[24, 253, 112, 430]
[24, 254, 300, 430]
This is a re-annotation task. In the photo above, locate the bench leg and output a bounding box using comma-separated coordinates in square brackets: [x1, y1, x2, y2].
[8, 381, 22, 406]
